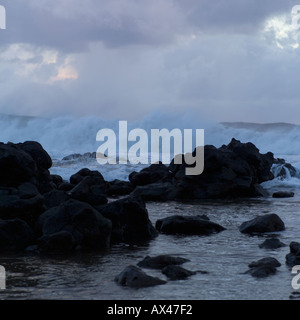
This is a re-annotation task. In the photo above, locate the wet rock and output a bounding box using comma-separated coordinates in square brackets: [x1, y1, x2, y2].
[289, 292, 300, 300]
[272, 191, 294, 198]
[17, 182, 40, 199]
[0, 218, 34, 251]
[162, 265, 196, 280]
[128, 139, 275, 201]
[155, 215, 225, 236]
[286, 242, 300, 267]
[137, 255, 190, 269]
[130, 182, 173, 201]
[37, 199, 112, 251]
[43, 190, 70, 209]
[99, 196, 158, 244]
[50, 174, 63, 188]
[17, 141, 52, 170]
[0, 142, 38, 187]
[259, 238, 286, 249]
[0, 193, 45, 227]
[38, 231, 74, 253]
[58, 182, 74, 192]
[272, 159, 298, 179]
[248, 257, 281, 269]
[62, 152, 105, 161]
[68, 175, 108, 207]
[168, 139, 274, 200]
[69, 168, 106, 187]
[115, 265, 166, 288]
[129, 163, 173, 186]
[0, 141, 53, 193]
[107, 179, 135, 196]
[246, 265, 277, 278]
[239, 214, 285, 234]
[245, 257, 281, 278]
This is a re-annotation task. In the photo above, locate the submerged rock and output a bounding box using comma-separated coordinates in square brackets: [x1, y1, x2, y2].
[272, 191, 294, 198]
[162, 265, 196, 280]
[259, 238, 286, 249]
[156, 215, 225, 236]
[62, 152, 106, 161]
[137, 255, 190, 269]
[248, 257, 281, 269]
[239, 214, 285, 234]
[245, 257, 281, 278]
[286, 242, 300, 267]
[115, 265, 166, 288]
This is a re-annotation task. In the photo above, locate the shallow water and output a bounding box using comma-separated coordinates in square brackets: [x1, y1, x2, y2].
[0, 190, 299, 300]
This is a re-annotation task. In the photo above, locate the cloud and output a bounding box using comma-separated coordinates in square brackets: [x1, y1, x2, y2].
[1, 0, 300, 123]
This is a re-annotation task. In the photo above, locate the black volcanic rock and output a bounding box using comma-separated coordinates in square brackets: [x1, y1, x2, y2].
[245, 257, 281, 278]
[69, 168, 107, 187]
[37, 199, 112, 252]
[286, 242, 300, 267]
[0, 193, 45, 227]
[0, 141, 54, 193]
[162, 265, 196, 280]
[239, 214, 285, 234]
[115, 265, 166, 288]
[68, 169, 108, 207]
[168, 139, 274, 200]
[130, 182, 173, 201]
[0, 218, 34, 251]
[99, 196, 158, 244]
[259, 238, 286, 249]
[272, 191, 294, 198]
[129, 163, 173, 186]
[156, 215, 225, 236]
[107, 179, 135, 196]
[137, 255, 189, 269]
[128, 138, 275, 201]
[38, 231, 74, 254]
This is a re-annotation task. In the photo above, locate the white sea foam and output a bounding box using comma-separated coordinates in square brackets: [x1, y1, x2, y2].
[2, 112, 300, 183]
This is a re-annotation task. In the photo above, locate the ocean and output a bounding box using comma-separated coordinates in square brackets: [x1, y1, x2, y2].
[0, 113, 300, 300]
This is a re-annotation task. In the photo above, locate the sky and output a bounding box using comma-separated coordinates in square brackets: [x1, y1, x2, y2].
[1, 0, 300, 123]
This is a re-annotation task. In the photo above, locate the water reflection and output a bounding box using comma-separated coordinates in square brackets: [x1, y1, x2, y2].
[0, 196, 298, 300]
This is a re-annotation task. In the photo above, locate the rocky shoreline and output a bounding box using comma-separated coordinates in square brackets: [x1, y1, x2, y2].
[0, 139, 299, 290]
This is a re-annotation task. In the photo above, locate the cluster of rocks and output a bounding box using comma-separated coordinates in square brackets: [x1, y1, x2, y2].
[0, 139, 299, 291]
[60, 138, 298, 202]
[0, 141, 157, 253]
[245, 257, 281, 278]
[129, 138, 276, 201]
[115, 254, 204, 288]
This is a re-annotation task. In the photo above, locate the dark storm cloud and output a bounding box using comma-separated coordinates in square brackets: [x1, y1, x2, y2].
[0, 0, 298, 52]
[0, 0, 187, 52]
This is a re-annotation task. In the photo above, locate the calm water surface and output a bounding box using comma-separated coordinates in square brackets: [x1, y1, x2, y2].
[0, 191, 299, 300]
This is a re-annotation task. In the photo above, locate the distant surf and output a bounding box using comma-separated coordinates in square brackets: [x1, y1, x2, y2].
[2, 112, 300, 183]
